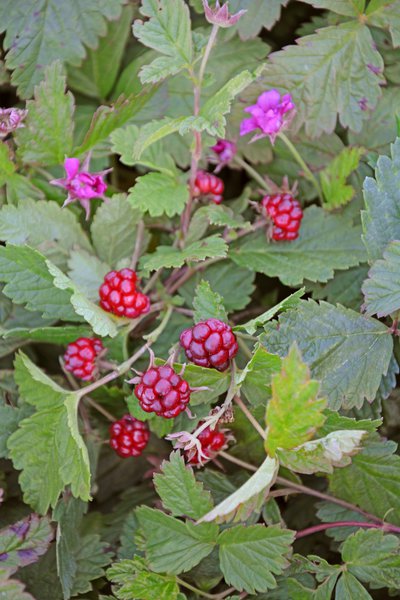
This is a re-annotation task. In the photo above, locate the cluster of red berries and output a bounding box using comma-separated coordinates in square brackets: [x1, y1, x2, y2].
[109, 415, 150, 458]
[261, 193, 303, 241]
[99, 268, 150, 319]
[180, 319, 239, 371]
[134, 363, 191, 419]
[193, 170, 224, 204]
[64, 337, 104, 381]
[185, 421, 228, 466]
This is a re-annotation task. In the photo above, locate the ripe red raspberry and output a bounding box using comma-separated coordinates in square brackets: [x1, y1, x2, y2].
[193, 170, 224, 204]
[185, 422, 227, 466]
[109, 414, 149, 458]
[180, 319, 238, 371]
[99, 268, 150, 319]
[262, 193, 303, 241]
[64, 337, 104, 381]
[134, 364, 191, 418]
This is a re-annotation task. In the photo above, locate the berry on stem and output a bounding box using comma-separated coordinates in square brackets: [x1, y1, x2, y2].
[262, 193, 303, 241]
[180, 319, 238, 371]
[99, 268, 150, 318]
[185, 421, 228, 466]
[64, 337, 104, 381]
[193, 170, 224, 204]
[109, 414, 149, 458]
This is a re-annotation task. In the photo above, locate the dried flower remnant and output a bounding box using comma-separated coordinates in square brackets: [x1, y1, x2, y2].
[240, 89, 295, 143]
[202, 0, 247, 27]
[0, 107, 27, 138]
[50, 156, 110, 220]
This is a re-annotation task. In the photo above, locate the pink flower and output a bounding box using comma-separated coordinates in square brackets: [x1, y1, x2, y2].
[202, 0, 247, 27]
[240, 89, 295, 143]
[210, 139, 237, 172]
[0, 107, 27, 138]
[50, 157, 110, 220]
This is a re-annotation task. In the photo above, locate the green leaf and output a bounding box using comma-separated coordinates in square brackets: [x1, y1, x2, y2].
[3, 325, 91, 345]
[307, 264, 369, 311]
[0, 0, 125, 98]
[0, 514, 53, 570]
[0, 199, 92, 269]
[0, 404, 27, 459]
[47, 261, 118, 337]
[299, 0, 366, 16]
[229, 0, 289, 39]
[265, 344, 326, 456]
[335, 572, 372, 600]
[133, 0, 193, 83]
[0, 245, 80, 322]
[67, 250, 110, 301]
[130, 117, 186, 162]
[321, 147, 364, 210]
[329, 438, 400, 525]
[367, 0, 400, 47]
[15, 62, 74, 165]
[7, 353, 91, 514]
[362, 240, 400, 317]
[140, 235, 228, 272]
[74, 90, 157, 155]
[342, 528, 400, 588]
[193, 205, 252, 232]
[128, 172, 189, 218]
[362, 138, 400, 261]
[218, 525, 294, 594]
[262, 300, 393, 410]
[179, 261, 255, 313]
[240, 345, 282, 407]
[154, 452, 213, 520]
[261, 21, 383, 137]
[234, 289, 305, 335]
[0, 141, 16, 186]
[193, 280, 228, 323]
[0, 570, 35, 600]
[230, 206, 364, 286]
[168, 361, 230, 406]
[67, 5, 134, 99]
[107, 557, 180, 600]
[277, 429, 367, 474]
[71, 533, 114, 596]
[198, 456, 278, 524]
[136, 507, 215, 574]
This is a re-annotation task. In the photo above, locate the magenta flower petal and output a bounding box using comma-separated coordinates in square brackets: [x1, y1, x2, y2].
[240, 117, 258, 136]
[257, 90, 281, 111]
[240, 89, 296, 143]
[202, 0, 246, 27]
[64, 158, 80, 179]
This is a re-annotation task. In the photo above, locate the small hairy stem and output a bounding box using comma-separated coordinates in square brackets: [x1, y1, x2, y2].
[176, 577, 217, 599]
[143, 270, 162, 294]
[219, 451, 258, 472]
[234, 395, 267, 439]
[296, 520, 400, 539]
[198, 23, 219, 87]
[278, 132, 323, 201]
[236, 335, 253, 360]
[167, 257, 224, 294]
[233, 155, 272, 192]
[130, 219, 145, 270]
[84, 397, 115, 422]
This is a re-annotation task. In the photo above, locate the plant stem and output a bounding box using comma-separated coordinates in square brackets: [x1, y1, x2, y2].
[219, 450, 258, 472]
[296, 520, 400, 539]
[167, 257, 224, 294]
[176, 578, 217, 599]
[233, 395, 267, 439]
[130, 219, 145, 270]
[236, 335, 253, 360]
[278, 132, 323, 201]
[84, 397, 115, 422]
[233, 155, 272, 192]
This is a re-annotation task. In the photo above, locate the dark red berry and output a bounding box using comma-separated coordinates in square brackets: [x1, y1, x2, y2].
[261, 193, 303, 241]
[109, 414, 149, 458]
[134, 364, 191, 418]
[180, 319, 238, 371]
[185, 421, 227, 465]
[193, 170, 224, 204]
[64, 337, 104, 381]
[99, 268, 150, 319]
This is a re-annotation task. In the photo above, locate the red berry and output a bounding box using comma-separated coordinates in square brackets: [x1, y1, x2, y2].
[99, 268, 150, 318]
[185, 421, 227, 466]
[180, 319, 238, 371]
[134, 364, 191, 418]
[109, 414, 149, 458]
[64, 337, 104, 381]
[261, 193, 303, 241]
[193, 171, 224, 204]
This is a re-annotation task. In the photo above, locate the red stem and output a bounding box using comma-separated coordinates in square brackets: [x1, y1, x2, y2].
[296, 520, 400, 539]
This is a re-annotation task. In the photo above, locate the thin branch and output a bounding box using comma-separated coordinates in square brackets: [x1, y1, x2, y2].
[233, 395, 267, 439]
[296, 520, 400, 539]
[130, 219, 145, 270]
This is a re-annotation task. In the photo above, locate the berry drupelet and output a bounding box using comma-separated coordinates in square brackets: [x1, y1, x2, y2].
[180, 319, 238, 371]
[109, 415, 149, 458]
[185, 421, 228, 466]
[134, 364, 191, 419]
[262, 193, 303, 241]
[99, 268, 150, 319]
[193, 170, 224, 204]
[64, 337, 104, 381]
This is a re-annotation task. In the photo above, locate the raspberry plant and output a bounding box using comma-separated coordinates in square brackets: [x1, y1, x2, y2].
[0, 1, 400, 599]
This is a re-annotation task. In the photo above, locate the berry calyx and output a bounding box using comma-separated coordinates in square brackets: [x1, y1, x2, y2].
[261, 193, 303, 241]
[134, 364, 191, 419]
[185, 421, 228, 466]
[99, 268, 150, 319]
[64, 337, 104, 381]
[193, 170, 224, 204]
[109, 414, 149, 458]
[180, 319, 238, 371]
